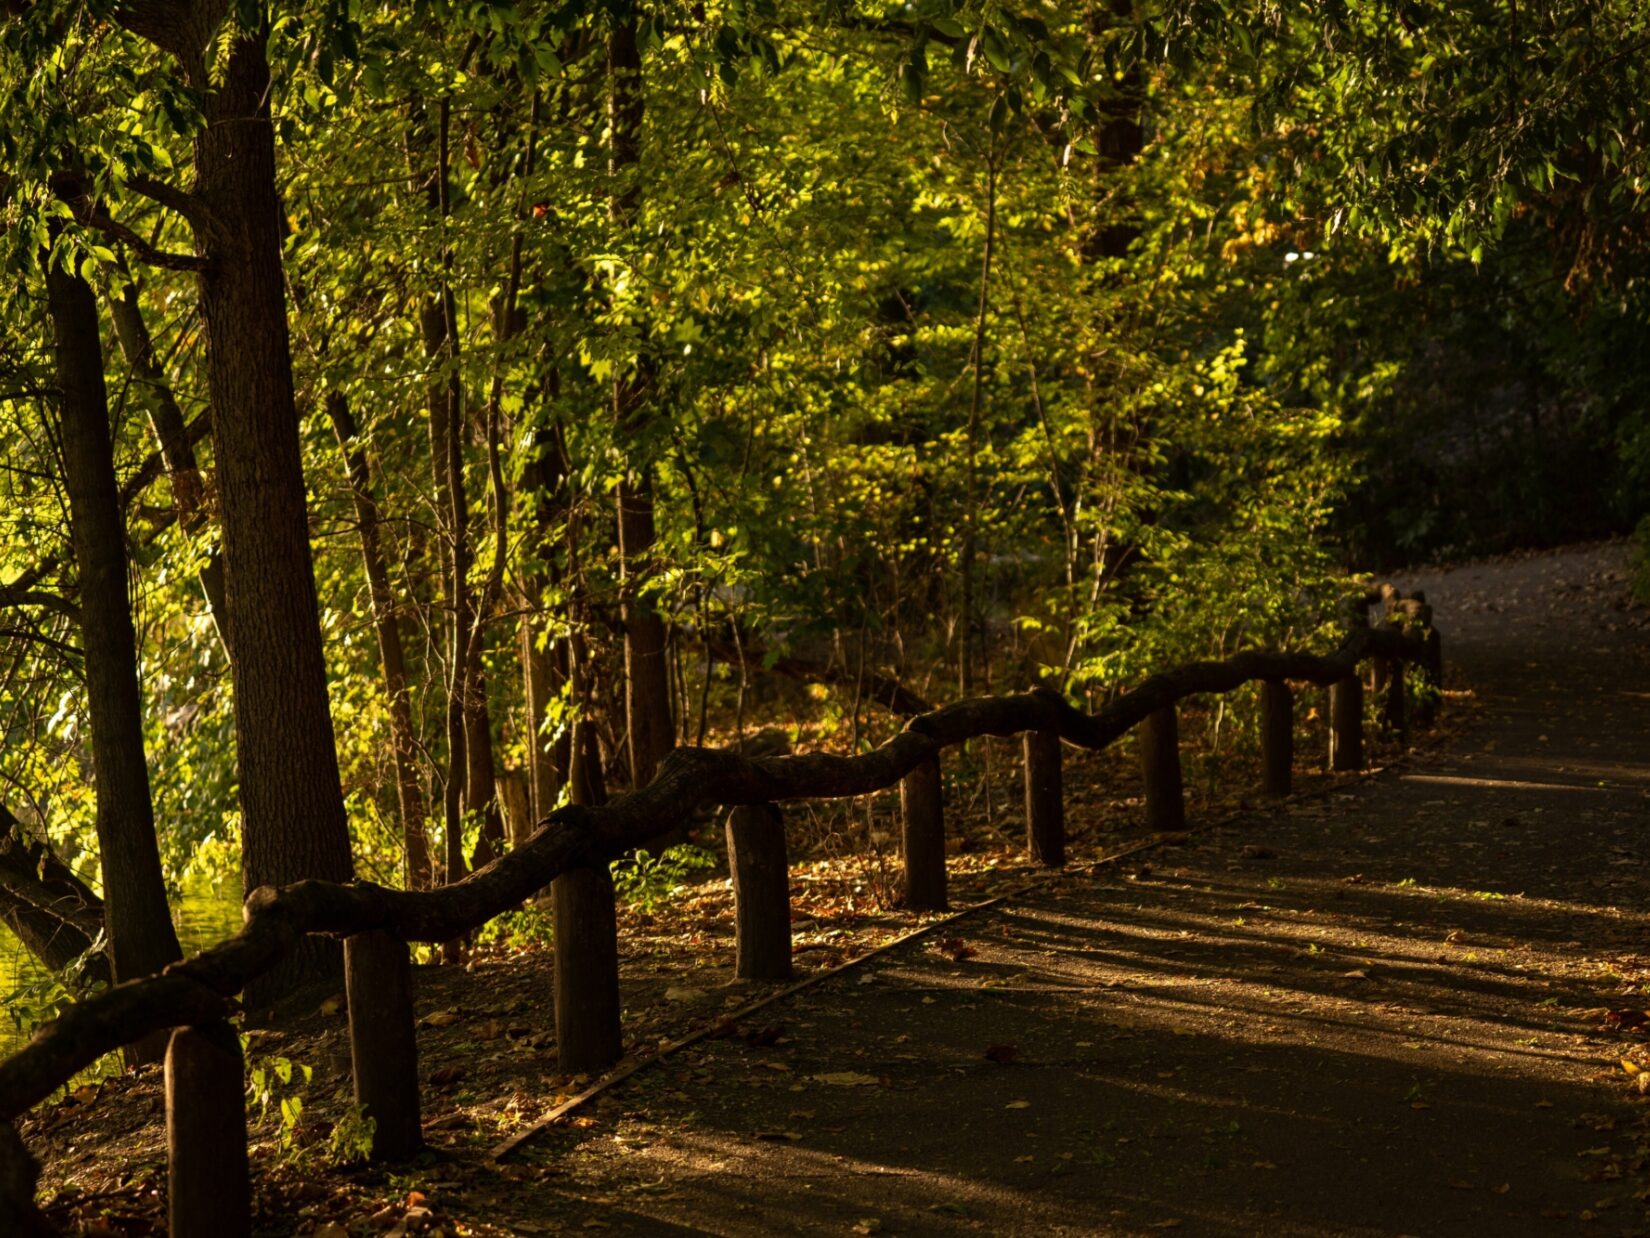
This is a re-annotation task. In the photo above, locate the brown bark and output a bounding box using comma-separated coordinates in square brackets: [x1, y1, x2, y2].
[1328, 677, 1364, 772]
[899, 756, 947, 911]
[166, 1022, 250, 1238]
[1022, 728, 1064, 867]
[1260, 680, 1294, 796]
[1139, 704, 1185, 831]
[0, 1120, 51, 1237]
[326, 393, 433, 890]
[187, 27, 355, 998]
[725, 803, 792, 981]
[552, 864, 623, 1073]
[44, 248, 183, 1028]
[344, 930, 423, 1161]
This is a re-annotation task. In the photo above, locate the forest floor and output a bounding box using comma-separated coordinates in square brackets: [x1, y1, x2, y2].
[29, 540, 1650, 1237]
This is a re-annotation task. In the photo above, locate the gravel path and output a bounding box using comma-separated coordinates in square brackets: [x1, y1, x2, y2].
[494, 543, 1650, 1237]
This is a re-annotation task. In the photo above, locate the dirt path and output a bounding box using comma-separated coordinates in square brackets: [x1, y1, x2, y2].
[483, 544, 1650, 1236]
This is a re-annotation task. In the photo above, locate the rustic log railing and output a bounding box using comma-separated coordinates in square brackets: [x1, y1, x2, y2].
[0, 591, 1441, 1233]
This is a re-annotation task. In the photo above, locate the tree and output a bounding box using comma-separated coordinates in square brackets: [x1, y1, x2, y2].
[43, 236, 183, 1035]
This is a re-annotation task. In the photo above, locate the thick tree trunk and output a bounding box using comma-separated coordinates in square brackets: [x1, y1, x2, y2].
[190, 31, 354, 999]
[326, 394, 433, 890]
[107, 277, 230, 655]
[610, 6, 674, 790]
[44, 254, 182, 1034]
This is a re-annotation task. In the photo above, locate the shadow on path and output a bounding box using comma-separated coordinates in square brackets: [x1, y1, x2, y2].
[506, 546, 1650, 1236]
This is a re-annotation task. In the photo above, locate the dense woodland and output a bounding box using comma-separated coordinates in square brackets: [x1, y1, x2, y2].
[0, 0, 1645, 1041]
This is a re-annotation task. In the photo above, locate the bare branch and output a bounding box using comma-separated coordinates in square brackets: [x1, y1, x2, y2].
[81, 207, 208, 272]
[123, 173, 213, 232]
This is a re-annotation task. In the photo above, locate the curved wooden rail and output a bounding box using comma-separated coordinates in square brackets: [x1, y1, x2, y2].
[0, 609, 1440, 1230]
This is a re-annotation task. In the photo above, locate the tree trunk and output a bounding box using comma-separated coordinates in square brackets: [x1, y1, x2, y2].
[0, 803, 111, 982]
[326, 393, 433, 890]
[410, 98, 504, 875]
[189, 30, 355, 1000]
[44, 252, 182, 1045]
[107, 276, 230, 655]
[520, 424, 573, 820]
[610, 5, 674, 790]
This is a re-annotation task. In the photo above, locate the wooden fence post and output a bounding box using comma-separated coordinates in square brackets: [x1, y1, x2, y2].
[1328, 676, 1363, 771]
[1023, 729, 1064, 867]
[1382, 657, 1407, 737]
[1260, 680, 1293, 796]
[344, 930, 422, 1160]
[1140, 704, 1185, 831]
[900, 754, 947, 911]
[726, 803, 792, 980]
[0, 1122, 51, 1238]
[553, 863, 623, 1074]
[166, 1021, 250, 1238]
[1416, 628, 1444, 724]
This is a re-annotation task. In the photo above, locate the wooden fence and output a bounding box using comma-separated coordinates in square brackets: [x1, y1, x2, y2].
[0, 587, 1441, 1237]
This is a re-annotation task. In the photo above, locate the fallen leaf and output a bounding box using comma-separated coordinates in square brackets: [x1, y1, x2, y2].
[851, 1220, 883, 1235]
[812, 1072, 879, 1087]
[935, 937, 978, 963]
[1005, 1099, 1032, 1109]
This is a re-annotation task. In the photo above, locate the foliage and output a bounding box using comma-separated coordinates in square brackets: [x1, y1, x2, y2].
[246, 1052, 314, 1157]
[327, 1103, 378, 1167]
[0, 932, 107, 1039]
[0, 0, 1640, 995]
[475, 904, 557, 951]
[611, 845, 718, 915]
